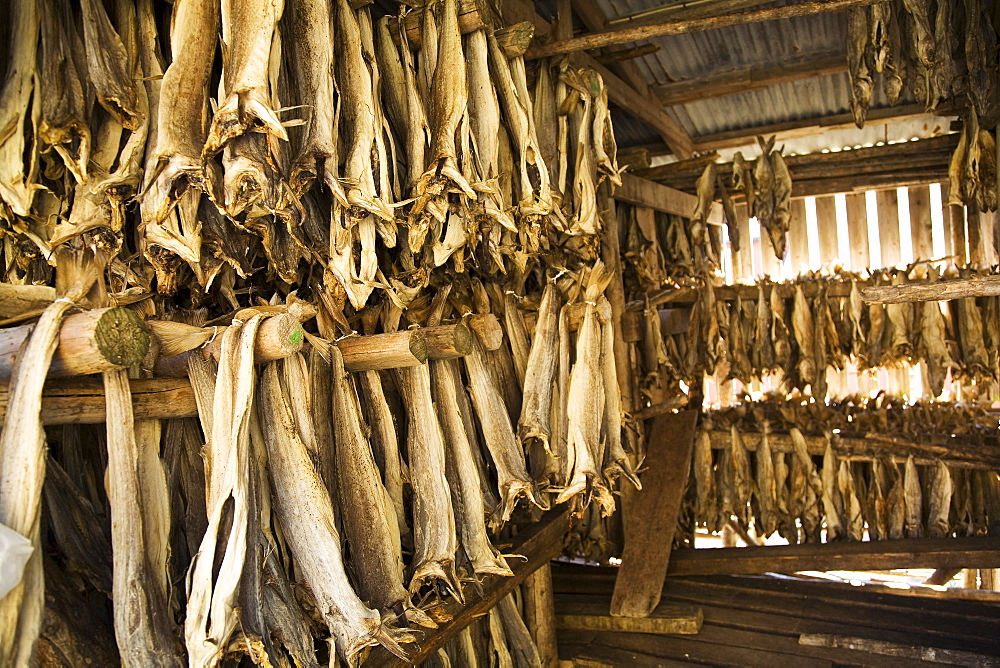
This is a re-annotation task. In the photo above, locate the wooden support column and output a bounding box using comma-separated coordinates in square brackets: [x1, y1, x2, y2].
[844, 192, 870, 271]
[787, 198, 809, 276]
[523, 565, 559, 668]
[611, 409, 699, 617]
[968, 203, 984, 267]
[876, 189, 901, 267]
[941, 182, 967, 264]
[814, 195, 839, 267]
[908, 185, 934, 262]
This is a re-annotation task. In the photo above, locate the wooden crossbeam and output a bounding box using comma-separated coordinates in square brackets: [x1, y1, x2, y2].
[616, 173, 721, 220]
[526, 0, 882, 59]
[654, 55, 847, 106]
[366, 509, 571, 667]
[861, 274, 1000, 303]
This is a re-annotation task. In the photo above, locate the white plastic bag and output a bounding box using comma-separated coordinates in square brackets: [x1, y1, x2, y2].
[0, 522, 33, 599]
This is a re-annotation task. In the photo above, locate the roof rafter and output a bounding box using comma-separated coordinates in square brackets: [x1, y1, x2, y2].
[654, 55, 848, 106]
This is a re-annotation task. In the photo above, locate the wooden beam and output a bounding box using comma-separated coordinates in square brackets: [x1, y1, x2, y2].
[665, 536, 1000, 577]
[611, 410, 699, 617]
[799, 634, 1000, 665]
[526, 0, 882, 59]
[607, 0, 775, 28]
[692, 105, 933, 152]
[365, 509, 570, 667]
[617, 173, 722, 221]
[594, 43, 660, 64]
[861, 274, 1000, 303]
[524, 565, 560, 668]
[557, 604, 703, 634]
[0, 377, 197, 426]
[654, 55, 847, 106]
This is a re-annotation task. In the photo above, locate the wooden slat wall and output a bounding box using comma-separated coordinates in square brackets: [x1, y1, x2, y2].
[712, 183, 991, 403]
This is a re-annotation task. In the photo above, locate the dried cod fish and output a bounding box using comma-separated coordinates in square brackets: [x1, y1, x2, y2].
[259, 363, 412, 663]
[185, 316, 263, 666]
[329, 346, 426, 622]
[927, 460, 953, 538]
[358, 369, 410, 537]
[792, 283, 816, 389]
[465, 336, 537, 522]
[821, 439, 845, 541]
[904, 455, 923, 538]
[755, 424, 777, 538]
[0, 0, 39, 216]
[432, 358, 512, 578]
[694, 429, 717, 528]
[104, 369, 183, 666]
[847, 7, 872, 127]
[0, 276, 93, 666]
[518, 281, 561, 454]
[838, 460, 865, 541]
[599, 297, 638, 489]
[80, 0, 141, 129]
[729, 426, 752, 525]
[395, 363, 462, 596]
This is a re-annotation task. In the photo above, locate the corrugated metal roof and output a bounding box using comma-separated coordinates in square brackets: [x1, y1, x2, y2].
[569, 0, 934, 151]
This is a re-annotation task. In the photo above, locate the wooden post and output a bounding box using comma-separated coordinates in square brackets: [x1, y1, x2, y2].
[814, 195, 839, 267]
[523, 565, 559, 668]
[611, 409, 699, 617]
[0, 307, 150, 379]
[909, 185, 933, 262]
[0, 284, 55, 319]
[788, 198, 809, 276]
[845, 192, 870, 271]
[876, 189, 901, 267]
[336, 330, 428, 372]
[968, 203, 984, 267]
[422, 322, 474, 359]
[154, 313, 305, 376]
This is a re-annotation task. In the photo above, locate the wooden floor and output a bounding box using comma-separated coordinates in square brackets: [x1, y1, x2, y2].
[552, 563, 1000, 666]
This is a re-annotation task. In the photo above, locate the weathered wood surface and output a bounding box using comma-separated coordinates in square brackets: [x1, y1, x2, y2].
[0, 308, 150, 378]
[799, 634, 999, 666]
[616, 174, 723, 222]
[665, 536, 1000, 577]
[0, 377, 196, 426]
[365, 509, 570, 667]
[523, 565, 559, 668]
[862, 274, 1000, 303]
[526, 0, 881, 59]
[336, 330, 427, 371]
[845, 192, 870, 271]
[875, 189, 901, 267]
[557, 603, 703, 634]
[815, 195, 839, 265]
[0, 284, 55, 319]
[611, 409, 698, 617]
[422, 322, 474, 359]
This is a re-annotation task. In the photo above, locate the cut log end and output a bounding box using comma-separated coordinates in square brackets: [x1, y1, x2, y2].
[91, 307, 151, 368]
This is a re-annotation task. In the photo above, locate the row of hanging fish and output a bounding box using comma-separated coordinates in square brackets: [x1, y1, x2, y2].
[0, 0, 619, 311]
[645, 268, 1000, 398]
[690, 419, 1000, 543]
[845, 0, 998, 127]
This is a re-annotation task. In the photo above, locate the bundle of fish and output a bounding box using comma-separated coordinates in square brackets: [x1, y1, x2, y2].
[0, 0, 618, 310]
[642, 269, 1000, 399]
[689, 417, 1000, 544]
[845, 0, 997, 127]
[948, 106, 998, 212]
[729, 136, 792, 262]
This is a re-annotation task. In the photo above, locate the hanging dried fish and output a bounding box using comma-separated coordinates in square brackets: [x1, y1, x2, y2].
[847, 7, 873, 127]
[259, 362, 412, 663]
[927, 460, 953, 538]
[792, 283, 816, 389]
[358, 369, 410, 537]
[693, 429, 717, 529]
[519, 281, 561, 454]
[465, 336, 537, 522]
[432, 358, 512, 578]
[329, 346, 423, 620]
[755, 424, 777, 538]
[729, 426, 752, 526]
[395, 362, 461, 596]
[838, 460, 865, 541]
[885, 458, 905, 540]
[599, 297, 638, 489]
[0, 0, 39, 216]
[821, 438, 845, 541]
[904, 455, 924, 539]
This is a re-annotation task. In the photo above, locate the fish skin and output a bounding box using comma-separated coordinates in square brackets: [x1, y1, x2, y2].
[847, 6, 872, 128]
[0, 0, 40, 216]
[904, 455, 924, 538]
[518, 282, 561, 453]
[927, 460, 953, 538]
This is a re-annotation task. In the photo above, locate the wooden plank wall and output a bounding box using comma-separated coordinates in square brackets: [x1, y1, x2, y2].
[712, 183, 997, 405]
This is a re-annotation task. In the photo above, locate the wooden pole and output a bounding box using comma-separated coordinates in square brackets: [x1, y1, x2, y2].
[336, 330, 427, 372]
[423, 322, 474, 359]
[0, 307, 150, 378]
[861, 275, 1000, 303]
[153, 313, 305, 376]
[526, 0, 880, 59]
[0, 377, 196, 426]
[0, 283, 55, 319]
[523, 565, 560, 668]
[466, 313, 504, 350]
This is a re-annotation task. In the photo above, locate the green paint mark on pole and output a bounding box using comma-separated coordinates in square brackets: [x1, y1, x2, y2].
[289, 327, 303, 346]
